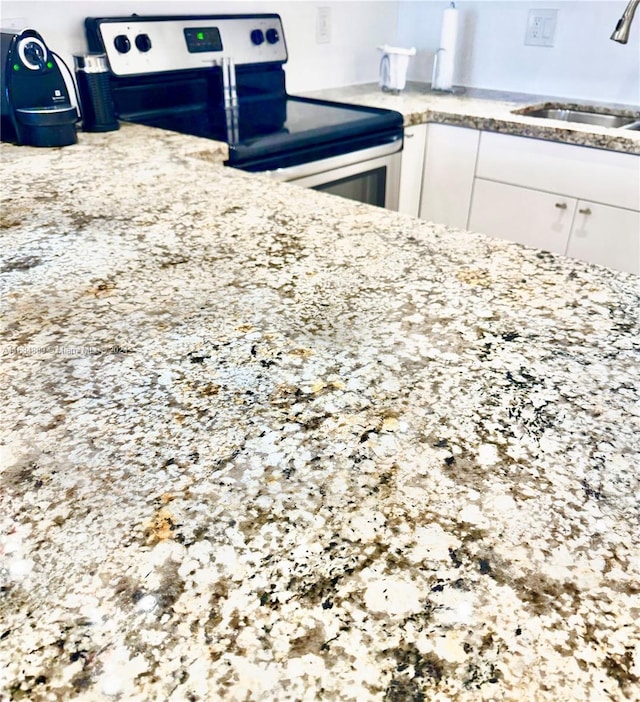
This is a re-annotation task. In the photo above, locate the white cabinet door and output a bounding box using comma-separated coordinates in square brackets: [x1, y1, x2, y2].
[476, 132, 640, 211]
[566, 201, 640, 274]
[419, 123, 479, 229]
[398, 124, 427, 217]
[469, 178, 576, 254]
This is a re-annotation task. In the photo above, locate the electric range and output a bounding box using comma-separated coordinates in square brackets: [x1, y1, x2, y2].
[84, 14, 404, 209]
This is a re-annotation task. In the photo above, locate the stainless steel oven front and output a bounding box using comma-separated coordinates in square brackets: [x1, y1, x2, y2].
[84, 14, 405, 212]
[265, 140, 402, 210]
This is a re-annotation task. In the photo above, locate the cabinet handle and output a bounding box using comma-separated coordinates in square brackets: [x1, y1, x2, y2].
[555, 202, 567, 210]
[405, 132, 414, 139]
[578, 207, 592, 215]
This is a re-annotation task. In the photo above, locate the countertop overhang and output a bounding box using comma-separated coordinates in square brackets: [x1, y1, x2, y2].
[1, 122, 639, 701]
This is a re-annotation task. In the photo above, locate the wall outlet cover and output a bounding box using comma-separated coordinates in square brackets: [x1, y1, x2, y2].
[316, 7, 331, 44]
[525, 9, 558, 47]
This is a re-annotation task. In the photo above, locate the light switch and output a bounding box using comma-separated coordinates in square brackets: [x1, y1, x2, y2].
[525, 9, 558, 47]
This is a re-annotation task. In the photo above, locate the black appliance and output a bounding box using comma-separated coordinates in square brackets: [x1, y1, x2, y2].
[73, 52, 119, 132]
[1, 28, 77, 147]
[84, 14, 404, 208]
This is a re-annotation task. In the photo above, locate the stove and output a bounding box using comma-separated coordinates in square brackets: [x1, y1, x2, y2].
[84, 14, 404, 209]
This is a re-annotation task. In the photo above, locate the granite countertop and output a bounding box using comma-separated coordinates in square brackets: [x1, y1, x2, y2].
[1, 123, 639, 702]
[302, 82, 640, 155]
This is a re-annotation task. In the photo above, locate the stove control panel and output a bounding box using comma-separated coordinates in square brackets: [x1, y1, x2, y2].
[85, 15, 287, 76]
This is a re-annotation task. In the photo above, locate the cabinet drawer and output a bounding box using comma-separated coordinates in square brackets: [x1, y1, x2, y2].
[476, 132, 640, 211]
[469, 178, 575, 254]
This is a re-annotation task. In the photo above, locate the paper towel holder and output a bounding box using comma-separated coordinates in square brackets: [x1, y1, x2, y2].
[429, 48, 465, 94]
[378, 45, 416, 93]
[429, 1, 466, 95]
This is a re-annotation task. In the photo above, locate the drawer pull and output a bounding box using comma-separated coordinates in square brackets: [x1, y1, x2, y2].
[555, 202, 567, 210]
[579, 207, 592, 215]
[405, 133, 415, 139]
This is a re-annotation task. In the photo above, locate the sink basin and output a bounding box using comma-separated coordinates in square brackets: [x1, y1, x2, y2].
[515, 104, 640, 130]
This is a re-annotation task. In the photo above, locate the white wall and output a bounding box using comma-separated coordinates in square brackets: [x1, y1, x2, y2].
[397, 0, 640, 105]
[0, 0, 398, 92]
[2, 1, 638, 103]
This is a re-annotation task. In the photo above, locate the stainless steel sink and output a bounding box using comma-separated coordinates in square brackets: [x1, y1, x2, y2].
[515, 104, 640, 130]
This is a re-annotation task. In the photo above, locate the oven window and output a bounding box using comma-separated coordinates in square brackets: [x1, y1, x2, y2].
[312, 167, 386, 207]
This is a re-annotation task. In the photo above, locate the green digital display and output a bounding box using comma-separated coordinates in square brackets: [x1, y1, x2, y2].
[184, 27, 223, 53]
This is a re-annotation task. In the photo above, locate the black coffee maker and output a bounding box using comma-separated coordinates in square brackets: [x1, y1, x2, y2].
[1, 28, 78, 147]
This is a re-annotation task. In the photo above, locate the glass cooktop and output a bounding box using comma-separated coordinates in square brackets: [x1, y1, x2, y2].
[132, 95, 403, 171]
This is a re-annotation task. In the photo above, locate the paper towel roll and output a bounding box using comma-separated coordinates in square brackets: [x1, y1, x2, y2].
[432, 3, 458, 92]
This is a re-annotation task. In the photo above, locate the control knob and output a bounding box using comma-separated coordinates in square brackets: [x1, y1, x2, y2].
[266, 28, 280, 44]
[135, 34, 152, 52]
[114, 35, 131, 53]
[250, 29, 265, 45]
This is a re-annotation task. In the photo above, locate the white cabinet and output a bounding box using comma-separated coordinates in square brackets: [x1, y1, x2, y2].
[412, 123, 639, 273]
[566, 201, 640, 275]
[469, 179, 576, 255]
[418, 123, 479, 229]
[475, 132, 640, 211]
[466, 131, 640, 273]
[469, 184, 640, 274]
[398, 124, 427, 217]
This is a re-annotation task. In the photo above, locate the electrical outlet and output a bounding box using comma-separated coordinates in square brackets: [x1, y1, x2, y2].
[316, 7, 331, 44]
[525, 9, 558, 47]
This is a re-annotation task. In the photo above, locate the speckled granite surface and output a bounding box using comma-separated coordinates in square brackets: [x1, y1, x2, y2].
[302, 83, 640, 155]
[1, 123, 640, 701]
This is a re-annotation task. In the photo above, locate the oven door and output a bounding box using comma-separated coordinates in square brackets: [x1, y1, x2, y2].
[264, 141, 402, 211]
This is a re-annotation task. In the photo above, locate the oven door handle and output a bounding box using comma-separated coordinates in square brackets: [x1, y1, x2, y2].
[263, 139, 402, 182]
[265, 161, 323, 181]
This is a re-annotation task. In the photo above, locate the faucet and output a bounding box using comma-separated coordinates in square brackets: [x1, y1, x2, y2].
[611, 0, 639, 43]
